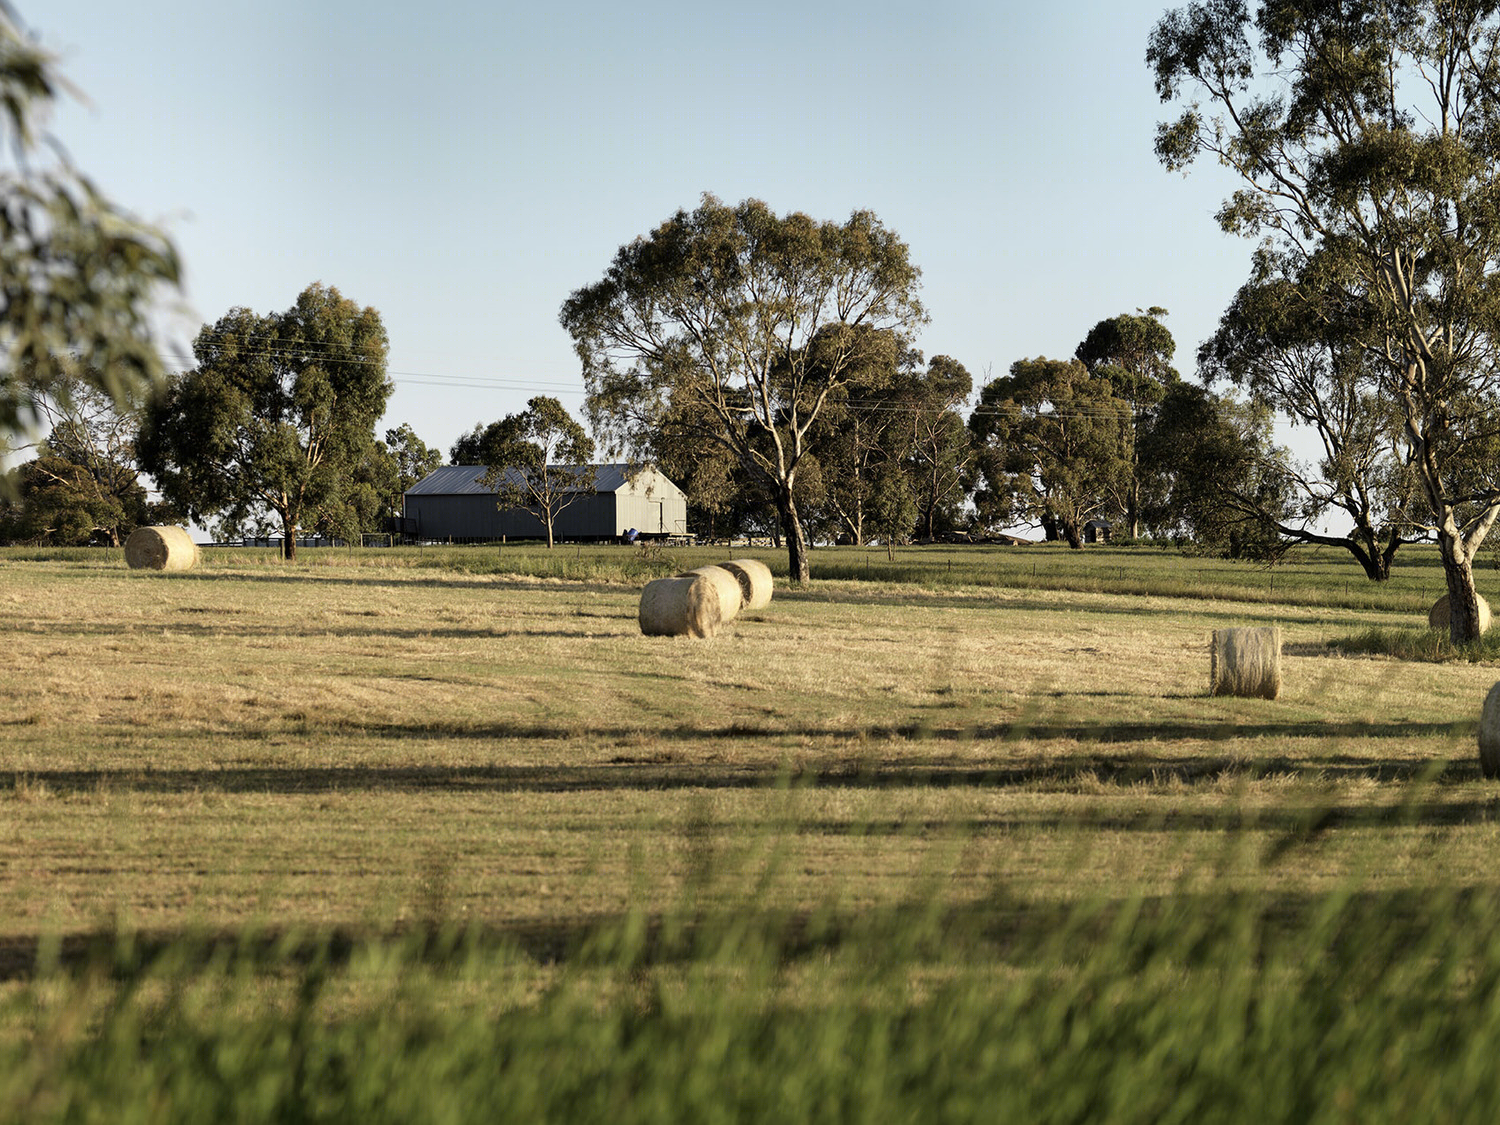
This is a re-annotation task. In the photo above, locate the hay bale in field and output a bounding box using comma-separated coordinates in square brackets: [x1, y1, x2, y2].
[1479, 683, 1500, 779]
[124, 526, 199, 572]
[639, 574, 723, 638]
[1428, 594, 1493, 635]
[677, 565, 743, 622]
[1209, 626, 1282, 700]
[718, 558, 773, 611]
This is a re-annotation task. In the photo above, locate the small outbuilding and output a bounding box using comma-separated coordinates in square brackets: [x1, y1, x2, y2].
[402, 463, 689, 543]
[1083, 519, 1112, 544]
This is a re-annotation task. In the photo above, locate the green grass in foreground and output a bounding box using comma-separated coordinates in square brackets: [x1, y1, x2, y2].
[5, 857, 1500, 1123]
[1332, 625, 1500, 662]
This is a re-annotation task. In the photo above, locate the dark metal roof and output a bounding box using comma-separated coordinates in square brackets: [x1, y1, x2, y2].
[406, 463, 644, 497]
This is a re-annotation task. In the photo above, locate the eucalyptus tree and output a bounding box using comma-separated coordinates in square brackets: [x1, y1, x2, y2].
[1138, 380, 1294, 558]
[378, 424, 443, 521]
[12, 367, 155, 549]
[1150, 0, 1500, 640]
[1074, 309, 1179, 538]
[969, 358, 1133, 549]
[800, 328, 910, 545]
[475, 396, 595, 550]
[451, 421, 510, 466]
[320, 423, 442, 542]
[0, 8, 179, 440]
[381, 423, 438, 492]
[647, 397, 759, 539]
[2, 370, 151, 546]
[561, 195, 925, 584]
[905, 355, 975, 540]
[1200, 277, 1421, 580]
[868, 460, 920, 557]
[137, 284, 391, 560]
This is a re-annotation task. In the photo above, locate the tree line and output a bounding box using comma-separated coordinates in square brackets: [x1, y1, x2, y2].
[2, 285, 445, 560]
[0, 199, 1459, 600]
[0, 217, 1452, 591]
[0, 271, 1352, 584]
[7, 1, 1500, 642]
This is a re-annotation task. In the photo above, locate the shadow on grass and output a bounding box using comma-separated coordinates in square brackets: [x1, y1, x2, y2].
[1, 738, 1484, 798]
[173, 570, 642, 597]
[365, 714, 1475, 746]
[31, 621, 635, 642]
[3, 881, 1499, 982]
[6, 714, 1469, 749]
[102, 565, 1418, 626]
[777, 587, 1362, 626]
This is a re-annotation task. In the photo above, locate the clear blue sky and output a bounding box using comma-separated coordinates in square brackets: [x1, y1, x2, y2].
[39, 0, 1255, 462]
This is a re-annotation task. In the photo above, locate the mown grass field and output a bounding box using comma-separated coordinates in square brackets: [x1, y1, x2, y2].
[4, 541, 1500, 1121]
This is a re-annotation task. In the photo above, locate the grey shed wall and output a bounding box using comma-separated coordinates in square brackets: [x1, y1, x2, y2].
[404, 493, 618, 541]
[402, 465, 687, 542]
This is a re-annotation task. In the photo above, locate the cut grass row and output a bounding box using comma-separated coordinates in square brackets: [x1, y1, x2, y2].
[3, 547, 1496, 930]
[4, 545, 1500, 1119]
[5, 537, 1487, 614]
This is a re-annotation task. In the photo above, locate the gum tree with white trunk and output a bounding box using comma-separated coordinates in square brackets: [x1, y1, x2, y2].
[1150, 0, 1500, 641]
[561, 195, 925, 585]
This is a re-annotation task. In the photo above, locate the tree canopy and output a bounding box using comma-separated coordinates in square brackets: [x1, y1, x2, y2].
[137, 284, 391, 559]
[377, 424, 442, 524]
[474, 396, 595, 549]
[0, 367, 159, 546]
[969, 358, 1132, 548]
[798, 328, 910, 546]
[322, 423, 442, 544]
[1199, 276, 1420, 579]
[0, 8, 179, 439]
[562, 194, 925, 583]
[1150, 0, 1500, 638]
[1138, 381, 1292, 559]
[1074, 309, 1179, 538]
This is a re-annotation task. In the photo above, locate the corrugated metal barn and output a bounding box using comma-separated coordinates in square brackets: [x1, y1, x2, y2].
[402, 464, 689, 542]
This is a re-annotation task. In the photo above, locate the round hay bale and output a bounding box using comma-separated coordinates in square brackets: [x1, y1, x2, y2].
[677, 565, 743, 623]
[718, 558, 773, 610]
[1479, 683, 1500, 779]
[1428, 593, 1493, 634]
[639, 574, 722, 638]
[1209, 626, 1282, 700]
[124, 526, 199, 573]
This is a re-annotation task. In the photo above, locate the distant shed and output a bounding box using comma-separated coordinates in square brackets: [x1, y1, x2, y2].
[1083, 519, 1112, 544]
[402, 464, 689, 542]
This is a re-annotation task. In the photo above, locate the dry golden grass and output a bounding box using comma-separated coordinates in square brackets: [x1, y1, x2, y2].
[1, 552, 1496, 953]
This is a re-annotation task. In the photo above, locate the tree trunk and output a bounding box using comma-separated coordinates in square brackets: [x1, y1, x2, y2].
[280, 506, 298, 561]
[776, 489, 811, 585]
[1439, 528, 1484, 643]
[1125, 479, 1141, 540]
[544, 515, 555, 549]
[1343, 528, 1396, 582]
[1354, 548, 1390, 582]
[1377, 532, 1401, 583]
[1061, 518, 1082, 550]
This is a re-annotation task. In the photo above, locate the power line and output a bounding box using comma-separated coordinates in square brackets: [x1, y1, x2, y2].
[69, 339, 1157, 422]
[152, 344, 589, 396]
